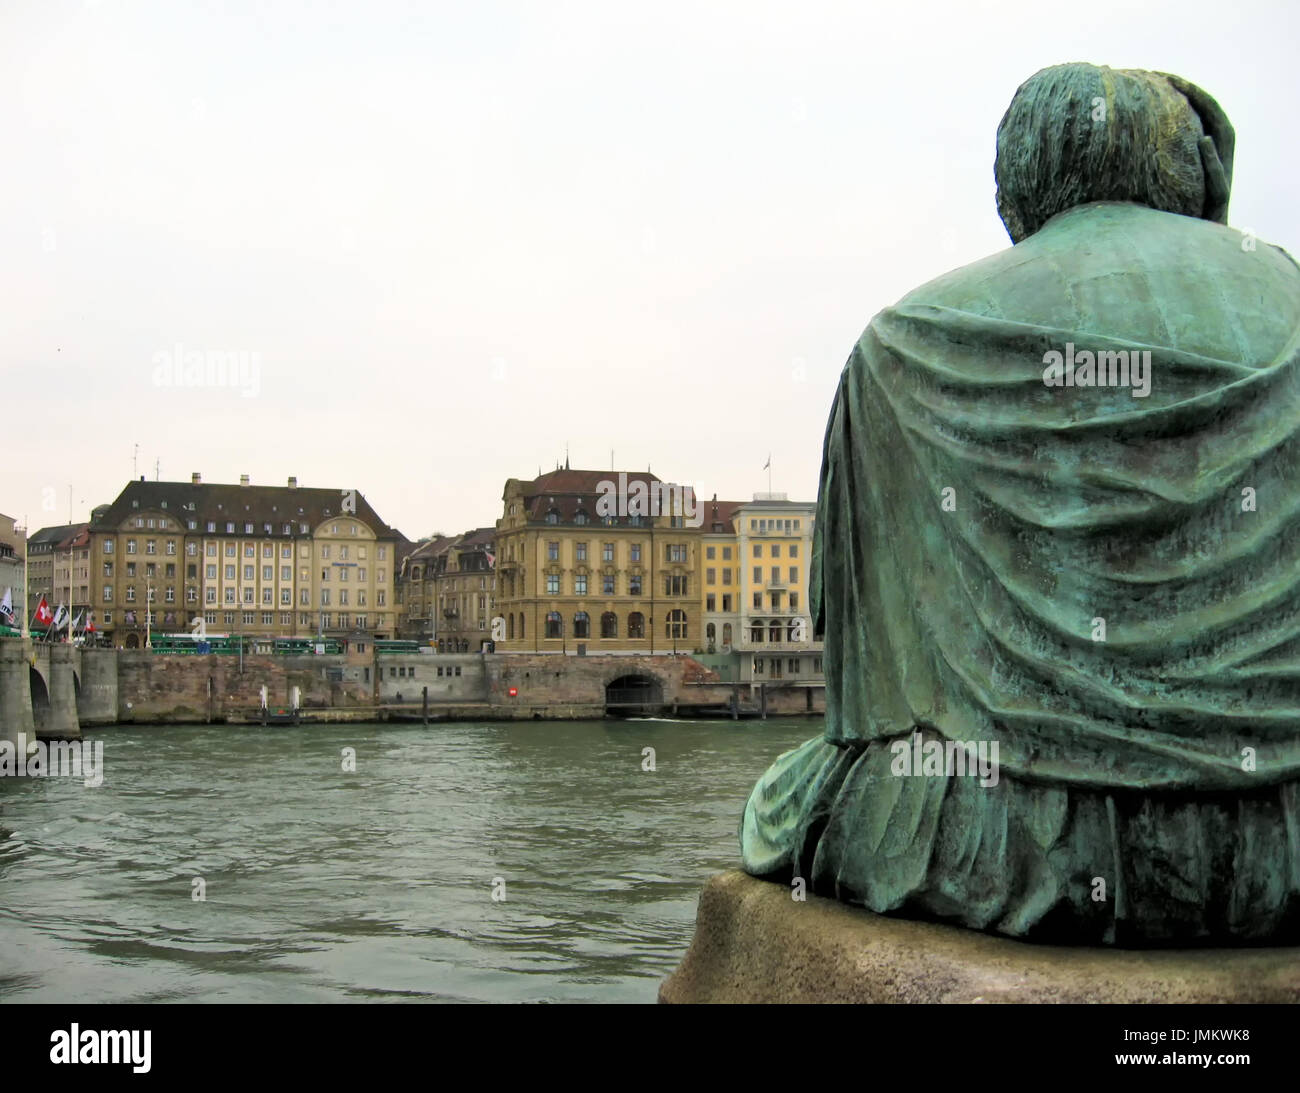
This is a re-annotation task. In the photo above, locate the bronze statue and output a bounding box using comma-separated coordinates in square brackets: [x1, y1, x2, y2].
[741, 63, 1300, 945]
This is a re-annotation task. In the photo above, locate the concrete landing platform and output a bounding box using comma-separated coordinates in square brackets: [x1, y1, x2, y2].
[659, 871, 1300, 1003]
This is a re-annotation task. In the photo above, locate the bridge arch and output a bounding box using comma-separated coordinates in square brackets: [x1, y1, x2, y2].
[29, 665, 50, 733]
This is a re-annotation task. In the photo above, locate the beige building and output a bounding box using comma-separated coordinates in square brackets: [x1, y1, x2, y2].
[493, 467, 702, 654]
[398, 528, 496, 651]
[87, 474, 405, 648]
[26, 522, 89, 631]
[0, 514, 23, 624]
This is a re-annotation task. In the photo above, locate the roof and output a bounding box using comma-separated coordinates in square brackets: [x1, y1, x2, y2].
[27, 523, 89, 551]
[701, 499, 745, 534]
[507, 468, 669, 523]
[89, 479, 400, 539]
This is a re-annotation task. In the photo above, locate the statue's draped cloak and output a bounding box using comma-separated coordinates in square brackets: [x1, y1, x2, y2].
[742, 202, 1300, 942]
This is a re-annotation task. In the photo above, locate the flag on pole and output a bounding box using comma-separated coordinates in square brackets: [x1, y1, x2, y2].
[86, 613, 96, 634]
[52, 604, 69, 630]
[0, 587, 12, 624]
[71, 609, 84, 633]
[34, 596, 52, 627]
[763, 454, 771, 470]
[485, 551, 496, 569]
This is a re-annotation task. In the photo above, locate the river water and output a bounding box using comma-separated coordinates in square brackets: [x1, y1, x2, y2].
[0, 717, 816, 1004]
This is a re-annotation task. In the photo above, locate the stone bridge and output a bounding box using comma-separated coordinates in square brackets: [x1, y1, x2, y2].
[0, 639, 120, 751]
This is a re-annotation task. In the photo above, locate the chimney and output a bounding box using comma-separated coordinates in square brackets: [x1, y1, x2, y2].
[287, 476, 298, 489]
[240, 474, 250, 487]
[192, 472, 201, 484]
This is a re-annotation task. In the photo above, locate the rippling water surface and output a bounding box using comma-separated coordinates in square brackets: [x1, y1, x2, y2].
[0, 717, 816, 1003]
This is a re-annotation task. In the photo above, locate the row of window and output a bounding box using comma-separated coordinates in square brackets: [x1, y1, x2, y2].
[704, 592, 801, 612]
[105, 537, 389, 561]
[541, 574, 691, 596]
[501, 610, 688, 641]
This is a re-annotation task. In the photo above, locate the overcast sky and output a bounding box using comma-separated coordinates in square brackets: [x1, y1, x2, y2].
[4, 0, 1297, 539]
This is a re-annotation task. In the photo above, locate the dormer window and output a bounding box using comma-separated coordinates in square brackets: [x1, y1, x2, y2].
[545, 510, 560, 524]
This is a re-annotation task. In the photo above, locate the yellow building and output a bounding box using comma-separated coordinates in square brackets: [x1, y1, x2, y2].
[87, 474, 405, 647]
[700, 494, 823, 681]
[493, 467, 701, 653]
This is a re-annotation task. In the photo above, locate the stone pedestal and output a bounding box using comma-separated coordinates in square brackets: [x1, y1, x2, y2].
[660, 871, 1300, 1003]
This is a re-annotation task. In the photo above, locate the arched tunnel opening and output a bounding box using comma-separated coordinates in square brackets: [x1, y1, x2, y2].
[605, 674, 665, 717]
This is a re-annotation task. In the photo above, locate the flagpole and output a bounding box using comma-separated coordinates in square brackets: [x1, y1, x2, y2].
[19, 515, 28, 640]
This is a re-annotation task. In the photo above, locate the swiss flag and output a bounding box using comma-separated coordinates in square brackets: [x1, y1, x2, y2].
[34, 596, 52, 626]
[86, 614, 96, 634]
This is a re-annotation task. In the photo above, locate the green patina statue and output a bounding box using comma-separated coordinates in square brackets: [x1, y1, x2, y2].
[741, 63, 1300, 945]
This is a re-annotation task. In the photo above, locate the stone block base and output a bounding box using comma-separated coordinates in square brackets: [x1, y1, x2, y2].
[659, 871, 1300, 1003]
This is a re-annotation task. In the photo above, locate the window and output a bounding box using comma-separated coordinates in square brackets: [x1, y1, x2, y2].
[281, 566, 291, 581]
[753, 592, 762, 609]
[225, 543, 235, 557]
[102, 586, 113, 602]
[666, 609, 687, 639]
[753, 567, 762, 583]
[546, 574, 560, 594]
[576, 542, 587, 562]
[722, 594, 733, 612]
[573, 611, 590, 638]
[243, 588, 254, 604]
[723, 547, 731, 560]
[771, 567, 780, 582]
[630, 544, 641, 563]
[789, 567, 798, 583]
[664, 575, 688, 596]
[575, 574, 587, 595]
[706, 546, 716, 559]
[602, 574, 615, 595]
[103, 562, 113, 577]
[546, 611, 563, 638]
[706, 567, 716, 584]
[127, 539, 137, 554]
[790, 544, 799, 558]
[186, 542, 196, 556]
[790, 592, 799, 610]
[126, 586, 136, 602]
[706, 594, 716, 612]
[627, 612, 645, 639]
[771, 544, 781, 558]
[667, 544, 687, 563]
[321, 590, 331, 606]
[206, 588, 217, 604]
[602, 542, 614, 562]
[629, 575, 642, 596]
[103, 540, 114, 554]
[601, 611, 617, 638]
[547, 541, 559, 561]
[546, 510, 559, 524]
[753, 544, 761, 557]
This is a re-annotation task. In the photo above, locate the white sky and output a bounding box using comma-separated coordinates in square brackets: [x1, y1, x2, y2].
[3, 0, 1297, 539]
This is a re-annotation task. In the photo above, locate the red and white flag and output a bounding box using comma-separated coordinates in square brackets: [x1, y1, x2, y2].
[34, 596, 52, 626]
